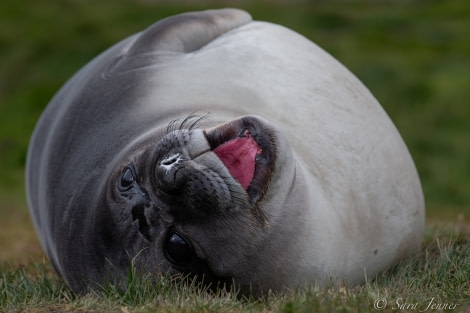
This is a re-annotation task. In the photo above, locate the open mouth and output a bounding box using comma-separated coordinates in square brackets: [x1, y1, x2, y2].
[204, 116, 276, 205]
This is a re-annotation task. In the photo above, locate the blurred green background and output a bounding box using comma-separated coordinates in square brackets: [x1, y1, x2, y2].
[0, 0, 468, 261]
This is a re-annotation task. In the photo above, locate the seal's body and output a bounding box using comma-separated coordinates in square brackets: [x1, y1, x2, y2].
[26, 9, 425, 295]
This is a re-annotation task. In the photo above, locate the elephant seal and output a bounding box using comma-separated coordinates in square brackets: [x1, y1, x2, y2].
[26, 8, 425, 296]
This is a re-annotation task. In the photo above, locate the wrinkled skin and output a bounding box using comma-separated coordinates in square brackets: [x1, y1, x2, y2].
[26, 9, 425, 296]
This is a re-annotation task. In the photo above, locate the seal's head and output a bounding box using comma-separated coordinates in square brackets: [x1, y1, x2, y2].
[83, 115, 297, 295]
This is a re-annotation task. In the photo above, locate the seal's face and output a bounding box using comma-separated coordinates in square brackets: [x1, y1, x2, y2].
[98, 115, 285, 293]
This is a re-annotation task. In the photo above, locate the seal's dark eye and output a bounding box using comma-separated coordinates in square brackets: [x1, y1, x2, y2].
[119, 167, 135, 191]
[165, 232, 194, 266]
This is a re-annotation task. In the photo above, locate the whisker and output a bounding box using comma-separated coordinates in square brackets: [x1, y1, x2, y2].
[188, 113, 211, 132]
[166, 119, 179, 134]
[163, 112, 212, 136]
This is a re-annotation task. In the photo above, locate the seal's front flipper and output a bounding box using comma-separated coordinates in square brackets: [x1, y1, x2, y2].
[128, 8, 252, 55]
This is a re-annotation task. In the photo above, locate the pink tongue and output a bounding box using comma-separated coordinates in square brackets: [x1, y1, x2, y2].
[213, 136, 259, 190]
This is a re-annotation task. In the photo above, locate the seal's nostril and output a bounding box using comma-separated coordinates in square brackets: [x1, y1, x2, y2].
[155, 152, 185, 194]
[160, 153, 182, 173]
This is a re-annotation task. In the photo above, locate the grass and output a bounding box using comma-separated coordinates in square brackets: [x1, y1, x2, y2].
[1, 225, 469, 312]
[1, 0, 469, 312]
